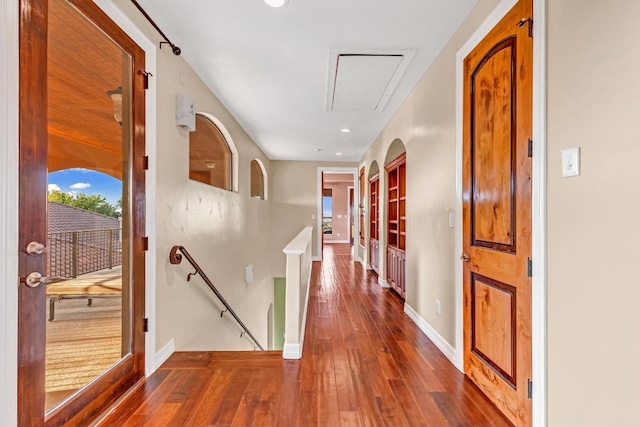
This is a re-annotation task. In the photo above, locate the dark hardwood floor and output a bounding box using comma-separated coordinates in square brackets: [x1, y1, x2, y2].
[98, 244, 511, 426]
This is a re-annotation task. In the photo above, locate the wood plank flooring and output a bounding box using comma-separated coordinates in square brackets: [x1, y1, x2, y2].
[98, 244, 511, 426]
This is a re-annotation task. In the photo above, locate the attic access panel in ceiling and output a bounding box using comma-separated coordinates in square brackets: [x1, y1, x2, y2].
[327, 50, 414, 112]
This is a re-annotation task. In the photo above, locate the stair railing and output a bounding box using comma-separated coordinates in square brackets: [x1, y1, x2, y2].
[169, 245, 264, 350]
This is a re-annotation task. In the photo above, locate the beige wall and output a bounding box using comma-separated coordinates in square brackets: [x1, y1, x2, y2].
[546, 0, 640, 425]
[360, 0, 501, 345]
[116, 0, 274, 352]
[270, 161, 357, 277]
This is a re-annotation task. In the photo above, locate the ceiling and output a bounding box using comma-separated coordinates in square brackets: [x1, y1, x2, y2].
[135, 0, 478, 162]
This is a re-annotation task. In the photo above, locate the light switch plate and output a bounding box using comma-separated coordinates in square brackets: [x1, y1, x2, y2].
[561, 147, 580, 177]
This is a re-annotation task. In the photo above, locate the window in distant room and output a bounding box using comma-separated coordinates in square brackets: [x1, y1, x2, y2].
[250, 159, 266, 200]
[323, 188, 333, 235]
[189, 114, 232, 190]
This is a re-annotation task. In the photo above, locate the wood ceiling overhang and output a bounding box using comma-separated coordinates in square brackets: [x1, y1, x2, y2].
[48, 0, 125, 180]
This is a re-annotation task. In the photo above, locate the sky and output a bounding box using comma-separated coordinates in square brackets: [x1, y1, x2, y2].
[48, 168, 122, 206]
[322, 196, 332, 218]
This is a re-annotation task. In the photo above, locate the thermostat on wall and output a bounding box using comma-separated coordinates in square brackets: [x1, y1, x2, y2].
[176, 93, 195, 131]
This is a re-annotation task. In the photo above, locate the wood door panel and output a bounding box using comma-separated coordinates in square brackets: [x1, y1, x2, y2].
[462, 0, 532, 425]
[471, 274, 516, 386]
[468, 247, 517, 285]
[19, 0, 147, 424]
[471, 39, 516, 251]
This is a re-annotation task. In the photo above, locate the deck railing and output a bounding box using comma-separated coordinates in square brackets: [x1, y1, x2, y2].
[47, 228, 122, 278]
[282, 226, 314, 359]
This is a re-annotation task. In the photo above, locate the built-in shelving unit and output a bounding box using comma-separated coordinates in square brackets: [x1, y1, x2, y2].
[359, 167, 365, 247]
[385, 153, 406, 298]
[369, 174, 379, 274]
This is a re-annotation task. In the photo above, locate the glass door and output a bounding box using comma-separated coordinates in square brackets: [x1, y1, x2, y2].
[18, 0, 146, 424]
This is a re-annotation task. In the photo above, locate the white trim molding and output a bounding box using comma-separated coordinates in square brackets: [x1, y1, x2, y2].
[283, 282, 311, 360]
[531, 0, 547, 424]
[94, 0, 159, 378]
[154, 339, 175, 371]
[0, 0, 19, 423]
[455, 0, 546, 425]
[316, 167, 360, 262]
[378, 277, 391, 288]
[283, 343, 303, 360]
[404, 304, 456, 364]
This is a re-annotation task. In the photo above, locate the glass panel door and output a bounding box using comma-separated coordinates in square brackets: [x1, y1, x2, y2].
[44, 0, 133, 412]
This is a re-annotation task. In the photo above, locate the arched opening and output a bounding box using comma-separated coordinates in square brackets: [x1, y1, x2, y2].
[189, 114, 234, 191]
[384, 138, 407, 166]
[384, 139, 406, 298]
[250, 158, 268, 200]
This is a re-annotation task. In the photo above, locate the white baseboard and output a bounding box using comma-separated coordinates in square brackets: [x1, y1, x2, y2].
[282, 343, 302, 359]
[378, 277, 391, 288]
[324, 239, 350, 244]
[154, 338, 175, 371]
[366, 264, 373, 271]
[282, 298, 307, 360]
[403, 304, 460, 371]
[312, 256, 322, 261]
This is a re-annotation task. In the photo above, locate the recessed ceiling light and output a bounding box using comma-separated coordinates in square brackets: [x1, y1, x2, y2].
[341, 128, 351, 133]
[265, 0, 288, 7]
[336, 152, 343, 156]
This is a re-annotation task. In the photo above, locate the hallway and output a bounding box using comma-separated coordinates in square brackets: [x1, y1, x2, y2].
[100, 244, 510, 426]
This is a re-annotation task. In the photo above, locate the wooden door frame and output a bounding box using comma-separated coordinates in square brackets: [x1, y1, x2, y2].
[0, 0, 20, 424]
[18, 0, 147, 422]
[94, 0, 159, 379]
[347, 185, 354, 242]
[454, 0, 547, 425]
[7, 0, 158, 423]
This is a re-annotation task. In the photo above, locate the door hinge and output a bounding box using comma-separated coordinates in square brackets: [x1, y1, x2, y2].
[517, 17, 533, 38]
[143, 156, 149, 170]
[143, 236, 149, 251]
[527, 379, 533, 399]
[527, 139, 533, 158]
[138, 70, 153, 89]
[527, 258, 532, 277]
[143, 318, 149, 333]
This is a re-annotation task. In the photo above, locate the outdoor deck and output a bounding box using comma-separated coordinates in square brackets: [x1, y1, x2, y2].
[45, 267, 122, 412]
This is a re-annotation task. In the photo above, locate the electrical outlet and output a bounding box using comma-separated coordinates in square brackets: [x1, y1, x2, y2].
[436, 300, 441, 315]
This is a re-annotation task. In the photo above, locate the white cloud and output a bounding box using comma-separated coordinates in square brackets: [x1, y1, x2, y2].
[70, 182, 91, 190]
[48, 183, 61, 192]
[69, 168, 91, 173]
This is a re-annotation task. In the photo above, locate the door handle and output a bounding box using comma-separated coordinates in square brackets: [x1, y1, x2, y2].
[460, 253, 471, 263]
[21, 272, 72, 288]
[26, 241, 46, 255]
